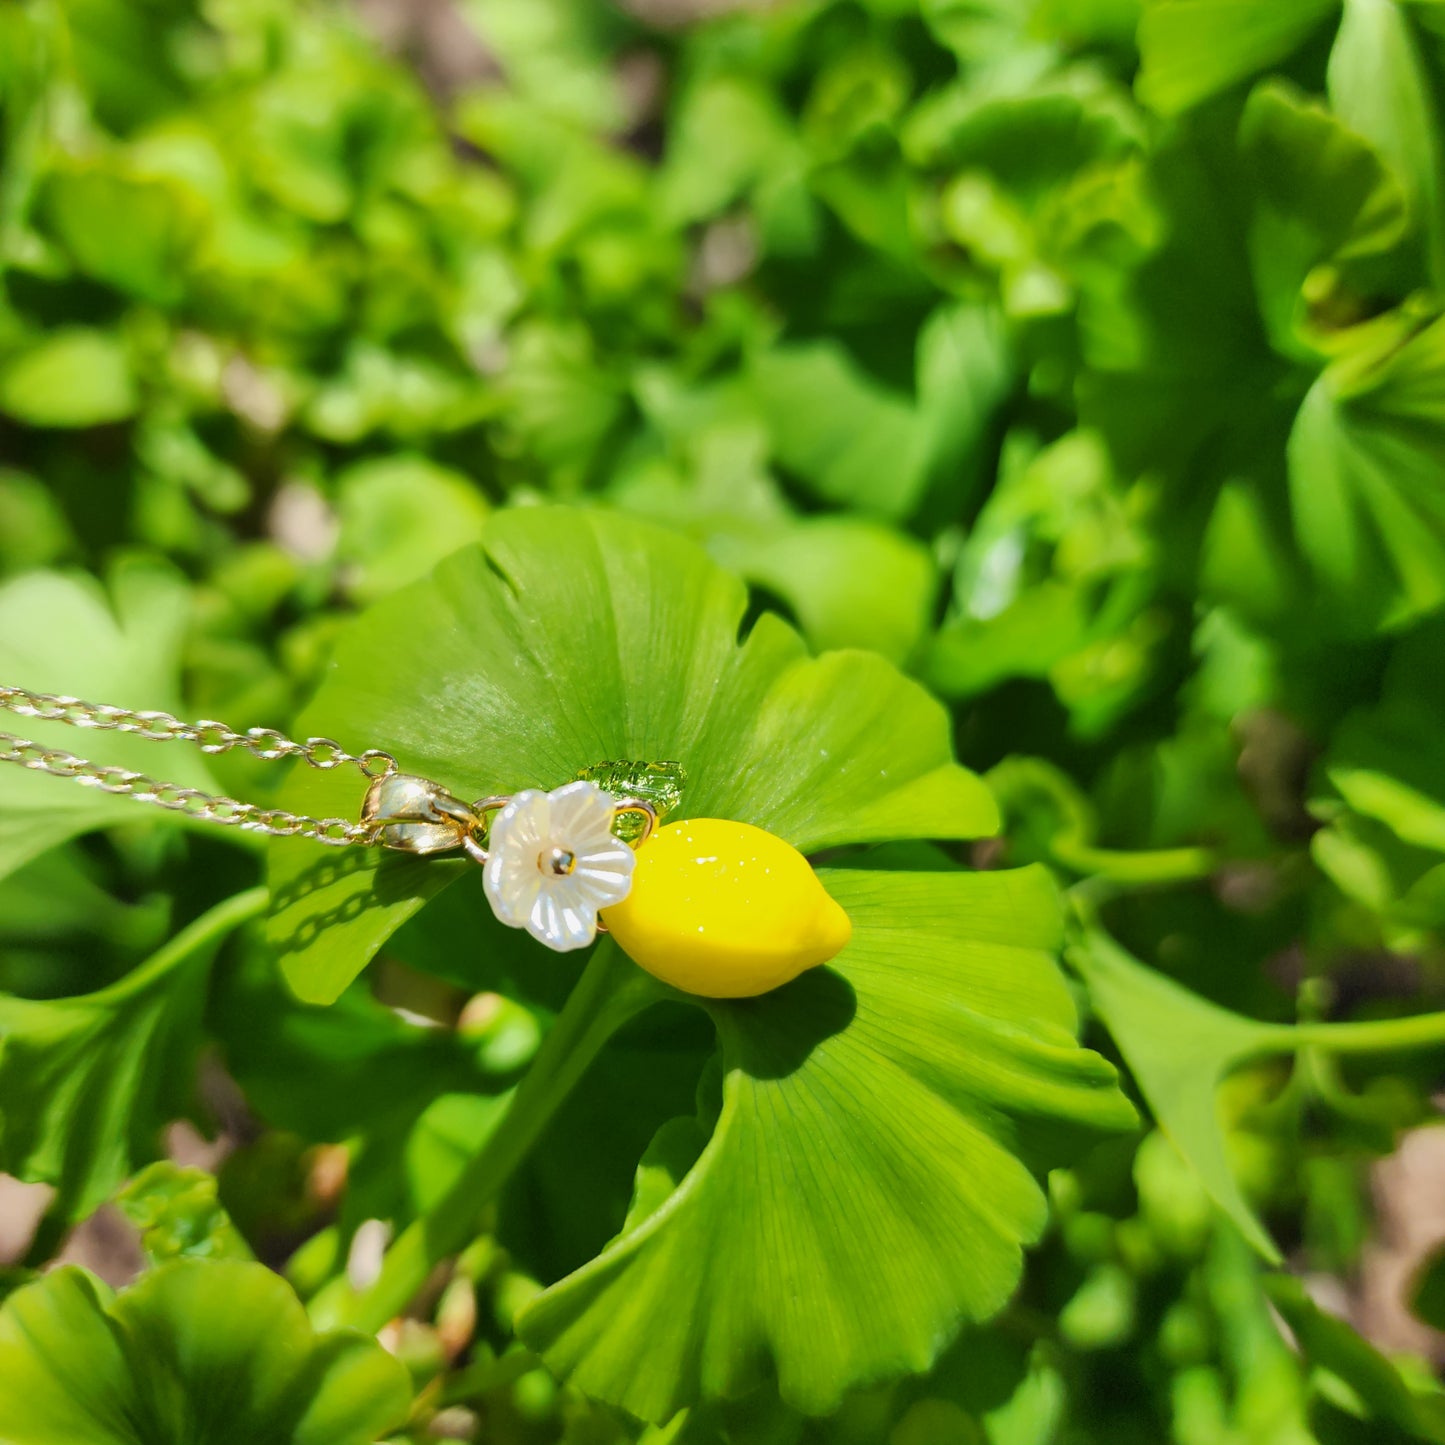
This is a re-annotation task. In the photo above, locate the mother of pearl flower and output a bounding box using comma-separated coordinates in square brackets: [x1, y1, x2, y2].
[482, 780, 636, 951]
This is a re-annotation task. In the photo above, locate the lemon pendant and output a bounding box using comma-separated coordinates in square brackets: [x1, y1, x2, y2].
[601, 818, 851, 999]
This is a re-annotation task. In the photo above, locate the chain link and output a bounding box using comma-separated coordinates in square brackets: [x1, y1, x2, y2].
[0, 686, 397, 847]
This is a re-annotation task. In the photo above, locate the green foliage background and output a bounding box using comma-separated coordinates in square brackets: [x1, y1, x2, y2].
[0, 0, 1444, 1441]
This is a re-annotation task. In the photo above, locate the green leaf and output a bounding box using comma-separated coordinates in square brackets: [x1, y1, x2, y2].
[0, 329, 136, 428]
[927, 431, 1161, 735]
[1239, 81, 1411, 356]
[1287, 306, 1445, 630]
[921, 0, 1039, 60]
[717, 516, 937, 665]
[1265, 1274, 1445, 1441]
[0, 1259, 411, 1445]
[1329, 0, 1445, 286]
[1411, 1245, 1445, 1332]
[1311, 629, 1445, 943]
[1070, 918, 1445, 1265]
[657, 73, 800, 228]
[0, 469, 75, 572]
[0, 559, 215, 884]
[334, 454, 490, 604]
[1137, 0, 1341, 116]
[0, 889, 264, 1223]
[1325, 698, 1445, 855]
[211, 930, 521, 1228]
[1067, 924, 1284, 1260]
[115, 1162, 252, 1266]
[40, 161, 202, 304]
[518, 867, 1138, 1421]
[267, 507, 999, 1003]
[750, 303, 1011, 522]
[751, 343, 927, 519]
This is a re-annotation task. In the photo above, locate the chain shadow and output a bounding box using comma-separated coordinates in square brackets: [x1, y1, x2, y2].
[266, 845, 464, 957]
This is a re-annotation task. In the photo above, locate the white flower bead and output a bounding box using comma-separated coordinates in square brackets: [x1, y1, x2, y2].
[482, 780, 636, 952]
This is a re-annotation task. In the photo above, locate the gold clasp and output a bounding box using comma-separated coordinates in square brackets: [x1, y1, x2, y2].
[361, 773, 479, 856]
[362, 773, 663, 869]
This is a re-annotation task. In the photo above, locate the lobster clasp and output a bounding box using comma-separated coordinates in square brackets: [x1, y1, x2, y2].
[361, 773, 477, 855]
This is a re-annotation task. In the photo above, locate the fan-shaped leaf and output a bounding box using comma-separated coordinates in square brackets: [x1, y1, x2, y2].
[1287, 306, 1445, 630]
[267, 508, 998, 1003]
[518, 867, 1137, 1421]
[1329, 0, 1445, 286]
[0, 1260, 411, 1445]
[1068, 924, 1283, 1261]
[1138, 0, 1340, 116]
[266, 507, 1133, 1416]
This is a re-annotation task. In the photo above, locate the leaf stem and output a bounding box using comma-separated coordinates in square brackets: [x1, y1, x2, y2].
[21, 886, 268, 1266]
[107, 885, 270, 998]
[1053, 839, 1219, 885]
[339, 941, 662, 1334]
[1262, 1011, 1445, 1056]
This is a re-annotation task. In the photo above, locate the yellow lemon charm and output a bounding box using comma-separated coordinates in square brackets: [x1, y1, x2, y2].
[601, 818, 851, 998]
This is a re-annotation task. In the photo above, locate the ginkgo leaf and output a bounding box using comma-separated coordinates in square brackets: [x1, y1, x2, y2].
[1265, 1275, 1445, 1442]
[1328, 0, 1445, 287]
[1067, 923, 1283, 1262]
[0, 1260, 411, 1445]
[1239, 81, 1411, 357]
[0, 559, 217, 885]
[1287, 305, 1445, 631]
[517, 866, 1138, 1421]
[1137, 0, 1340, 116]
[267, 507, 998, 1003]
[0, 889, 263, 1224]
[266, 506, 1133, 1417]
[1068, 918, 1445, 1269]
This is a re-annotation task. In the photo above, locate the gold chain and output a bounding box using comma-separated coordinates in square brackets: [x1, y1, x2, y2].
[0, 686, 398, 847]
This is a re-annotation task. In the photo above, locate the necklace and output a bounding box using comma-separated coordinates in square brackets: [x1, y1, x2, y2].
[0, 684, 851, 992]
[0, 683, 658, 952]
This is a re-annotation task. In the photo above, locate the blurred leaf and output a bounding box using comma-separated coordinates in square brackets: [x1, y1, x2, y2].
[335, 454, 490, 603]
[1312, 626, 1445, 943]
[906, 69, 1143, 183]
[1265, 1274, 1445, 1441]
[115, 1161, 252, 1266]
[718, 517, 937, 665]
[0, 329, 136, 428]
[921, 0, 1042, 59]
[1138, 0, 1340, 115]
[267, 508, 999, 1003]
[1410, 1245, 1445, 1331]
[520, 866, 1137, 1421]
[213, 932, 518, 1224]
[928, 431, 1161, 733]
[0, 889, 263, 1224]
[494, 321, 626, 486]
[306, 343, 486, 444]
[0, 470, 75, 573]
[1239, 80, 1411, 356]
[753, 303, 1011, 521]
[0, 559, 216, 884]
[752, 342, 924, 518]
[1287, 305, 1445, 630]
[1329, 0, 1445, 285]
[62, 0, 191, 132]
[40, 161, 202, 304]
[0, 1260, 411, 1445]
[658, 74, 799, 228]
